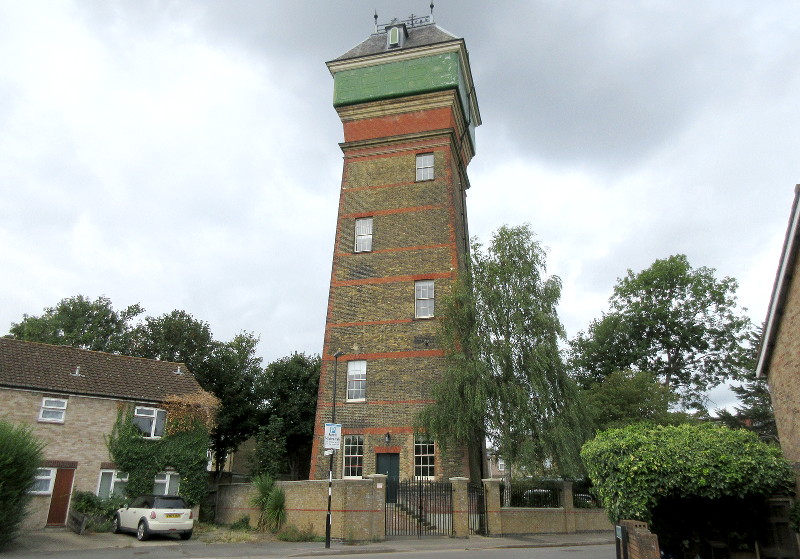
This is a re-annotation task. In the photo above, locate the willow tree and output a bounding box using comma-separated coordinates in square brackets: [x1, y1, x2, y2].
[418, 224, 591, 480]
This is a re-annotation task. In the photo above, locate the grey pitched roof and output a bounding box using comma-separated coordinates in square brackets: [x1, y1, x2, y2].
[334, 24, 460, 61]
[0, 337, 205, 403]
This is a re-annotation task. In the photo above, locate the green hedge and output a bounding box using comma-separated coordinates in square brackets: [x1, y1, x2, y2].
[0, 420, 44, 549]
[581, 423, 793, 523]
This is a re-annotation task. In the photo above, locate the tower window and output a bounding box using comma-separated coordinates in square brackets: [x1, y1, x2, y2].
[355, 217, 373, 252]
[343, 435, 364, 478]
[388, 26, 400, 48]
[416, 153, 434, 181]
[414, 436, 435, 479]
[347, 360, 367, 401]
[415, 280, 435, 318]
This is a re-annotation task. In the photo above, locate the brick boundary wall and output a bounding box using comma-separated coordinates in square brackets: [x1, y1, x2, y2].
[619, 520, 661, 559]
[216, 476, 613, 540]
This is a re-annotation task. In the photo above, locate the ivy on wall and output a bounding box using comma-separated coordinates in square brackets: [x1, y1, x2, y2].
[107, 392, 218, 507]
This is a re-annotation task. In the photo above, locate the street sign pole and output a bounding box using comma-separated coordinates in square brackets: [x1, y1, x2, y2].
[325, 351, 344, 549]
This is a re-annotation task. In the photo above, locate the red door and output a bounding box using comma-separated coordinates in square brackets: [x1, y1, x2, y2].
[46, 468, 75, 525]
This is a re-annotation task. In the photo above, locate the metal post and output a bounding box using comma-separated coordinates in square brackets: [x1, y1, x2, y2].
[325, 350, 344, 549]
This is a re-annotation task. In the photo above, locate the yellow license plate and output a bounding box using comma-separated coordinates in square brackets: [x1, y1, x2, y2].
[165, 513, 181, 518]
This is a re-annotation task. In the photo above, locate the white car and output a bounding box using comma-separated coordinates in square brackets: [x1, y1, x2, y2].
[112, 495, 194, 541]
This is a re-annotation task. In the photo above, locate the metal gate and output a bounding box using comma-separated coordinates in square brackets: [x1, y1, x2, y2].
[468, 482, 487, 535]
[385, 479, 452, 536]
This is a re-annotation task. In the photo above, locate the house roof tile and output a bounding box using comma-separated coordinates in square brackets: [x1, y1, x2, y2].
[0, 337, 205, 403]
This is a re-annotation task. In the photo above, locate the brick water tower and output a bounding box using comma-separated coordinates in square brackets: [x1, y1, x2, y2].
[310, 9, 481, 483]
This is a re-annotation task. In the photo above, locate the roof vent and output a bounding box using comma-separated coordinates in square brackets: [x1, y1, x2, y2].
[174, 366, 184, 375]
[71, 366, 83, 377]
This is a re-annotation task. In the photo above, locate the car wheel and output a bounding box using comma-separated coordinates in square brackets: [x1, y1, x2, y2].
[111, 515, 121, 534]
[137, 520, 150, 541]
[179, 530, 193, 540]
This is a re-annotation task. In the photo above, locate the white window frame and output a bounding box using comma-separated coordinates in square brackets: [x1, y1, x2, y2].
[153, 471, 181, 495]
[30, 468, 55, 494]
[97, 470, 128, 498]
[388, 26, 401, 47]
[38, 397, 67, 423]
[346, 360, 366, 402]
[342, 435, 364, 478]
[416, 153, 434, 181]
[414, 436, 435, 480]
[415, 280, 435, 319]
[498, 457, 506, 472]
[133, 406, 167, 438]
[355, 217, 373, 253]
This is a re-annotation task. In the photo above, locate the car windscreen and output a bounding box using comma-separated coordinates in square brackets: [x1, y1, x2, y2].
[153, 496, 187, 509]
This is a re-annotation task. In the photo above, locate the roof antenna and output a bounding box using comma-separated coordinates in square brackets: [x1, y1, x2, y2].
[374, 10, 378, 33]
[430, 1, 435, 23]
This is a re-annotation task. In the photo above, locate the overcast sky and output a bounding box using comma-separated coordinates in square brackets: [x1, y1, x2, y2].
[2, 1, 798, 410]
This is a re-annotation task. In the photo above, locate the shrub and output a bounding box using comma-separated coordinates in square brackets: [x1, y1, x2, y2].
[230, 515, 252, 531]
[71, 491, 127, 532]
[581, 422, 793, 523]
[0, 420, 44, 549]
[249, 474, 286, 532]
[277, 524, 321, 542]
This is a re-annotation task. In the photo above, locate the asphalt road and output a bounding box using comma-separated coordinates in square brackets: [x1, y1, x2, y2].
[3, 530, 616, 559]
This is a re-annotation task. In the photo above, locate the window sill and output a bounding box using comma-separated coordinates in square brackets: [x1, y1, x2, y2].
[346, 399, 366, 404]
[37, 419, 64, 424]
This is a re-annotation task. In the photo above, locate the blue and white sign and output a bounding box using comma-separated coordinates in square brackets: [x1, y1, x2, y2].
[324, 423, 342, 450]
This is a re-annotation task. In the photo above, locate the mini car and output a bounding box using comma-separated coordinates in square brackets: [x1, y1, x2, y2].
[112, 495, 193, 541]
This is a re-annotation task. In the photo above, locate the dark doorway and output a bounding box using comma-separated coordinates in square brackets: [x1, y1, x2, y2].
[376, 453, 400, 503]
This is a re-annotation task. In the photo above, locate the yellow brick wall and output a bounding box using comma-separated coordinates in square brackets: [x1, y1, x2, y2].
[767, 254, 800, 482]
[1, 388, 126, 528]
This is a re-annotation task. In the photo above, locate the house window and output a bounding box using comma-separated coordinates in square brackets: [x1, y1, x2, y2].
[346, 360, 366, 401]
[38, 397, 67, 423]
[343, 435, 364, 478]
[153, 472, 181, 495]
[416, 153, 434, 181]
[498, 457, 506, 472]
[415, 280, 435, 318]
[414, 436, 435, 479]
[133, 406, 167, 438]
[355, 217, 373, 252]
[30, 468, 55, 494]
[97, 470, 128, 498]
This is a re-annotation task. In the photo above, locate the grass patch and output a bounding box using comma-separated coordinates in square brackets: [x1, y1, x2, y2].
[276, 524, 323, 542]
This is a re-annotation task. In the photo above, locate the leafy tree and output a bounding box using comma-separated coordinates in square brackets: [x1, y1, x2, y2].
[714, 327, 778, 443]
[130, 310, 214, 372]
[254, 353, 320, 480]
[198, 333, 263, 473]
[582, 370, 688, 431]
[581, 423, 792, 523]
[0, 420, 44, 549]
[251, 417, 287, 479]
[715, 372, 778, 443]
[419, 224, 591, 480]
[569, 255, 753, 409]
[8, 295, 143, 353]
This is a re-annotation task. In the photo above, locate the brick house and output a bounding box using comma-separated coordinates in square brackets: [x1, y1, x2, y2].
[310, 14, 482, 482]
[0, 337, 209, 529]
[756, 184, 800, 489]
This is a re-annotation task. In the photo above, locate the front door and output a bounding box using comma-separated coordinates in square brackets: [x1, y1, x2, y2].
[376, 453, 400, 503]
[46, 468, 75, 525]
